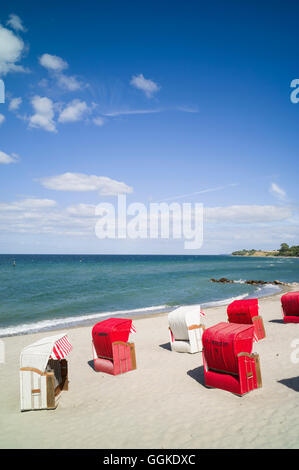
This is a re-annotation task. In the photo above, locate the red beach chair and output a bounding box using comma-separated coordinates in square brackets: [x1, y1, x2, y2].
[227, 299, 266, 341]
[202, 322, 262, 396]
[281, 292, 299, 323]
[92, 318, 137, 375]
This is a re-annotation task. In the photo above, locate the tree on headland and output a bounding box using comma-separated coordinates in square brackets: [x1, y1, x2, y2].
[278, 243, 299, 257]
[280, 243, 290, 253]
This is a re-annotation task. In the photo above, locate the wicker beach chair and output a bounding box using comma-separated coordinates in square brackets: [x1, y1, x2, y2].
[202, 322, 262, 396]
[92, 318, 136, 375]
[19, 333, 72, 411]
[281, 291, 299, 323]
[227, 298, 266, 341]
[168, 305, 205, 353]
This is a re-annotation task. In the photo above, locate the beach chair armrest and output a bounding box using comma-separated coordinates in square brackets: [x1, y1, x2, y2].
[188, 325, 204, 353]
[188, 323, 205, 330]
[238, 352, 262, 394]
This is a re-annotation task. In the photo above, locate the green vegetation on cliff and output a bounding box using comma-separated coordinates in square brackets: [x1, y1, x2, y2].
[232, 243, 299, 257]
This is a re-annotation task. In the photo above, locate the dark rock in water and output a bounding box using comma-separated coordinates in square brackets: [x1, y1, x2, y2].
[210, 277, 234, 283]
[273, 280, 288, 285]
[210, 278, 290, 286]
[245, 280, 267, 285]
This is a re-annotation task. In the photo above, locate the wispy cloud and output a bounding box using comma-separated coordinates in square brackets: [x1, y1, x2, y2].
[57, 74, 83, 91]
[0, 114, 5, 126]
[157, 184, 239, 203]
[175, 106, 199, 113]
[93, 116, 105, 127]
[103, 106, 198, 117]
[103, 108, 162, 117]
[9, 97, 22, 111]
[269, 182, 287, 201]
[6, 14, 27, 33]
[0, 198, 56, 211]
[205, 205, 292, 224]
[0, 150, 19, 164]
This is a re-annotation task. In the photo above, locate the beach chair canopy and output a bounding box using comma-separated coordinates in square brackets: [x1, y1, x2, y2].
[92, 318, 133, 359]
[227, 299, 258, 324]
[202, 322, 254, 375]
[281, 292, 299, 317]
[20, 333, 72, 373]
[168, 305, 202, 340]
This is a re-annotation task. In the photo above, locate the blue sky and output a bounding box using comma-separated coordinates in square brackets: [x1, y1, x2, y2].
[0, 1, 298, 254]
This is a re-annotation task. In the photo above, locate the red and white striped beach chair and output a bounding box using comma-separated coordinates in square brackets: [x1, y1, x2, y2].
[281, 291, 299, 323]
[168, 305, 205, 353]
[227, 298, 266, 341]
[202, 322, 262, 396]
[92, 318, 137, 375]
[19, 333, 72, 411]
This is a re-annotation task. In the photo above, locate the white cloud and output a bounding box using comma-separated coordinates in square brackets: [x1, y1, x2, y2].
[93, 117, 105, 127]
[58, 99, 89, 123]
[39, 53, 85, 92]
[38, 172, 133, 196]
[0, 198, 96, 237]
[39, 53, 68, 72]
[270, 182, 287, 201]
[0, 198, 56, 211]
[67, 203, 97, 217]
[57, 73, 82, 91]
[0, 114, 5, 125]
[0, 25, 27, 75]
[38, 78, 49, 88]
[130, 74, 160, 98]
[0, 198, 297, 251]
[29, 95, 56, 132]
[9, 96, 22, 111]
[205, 205, 292, 224]
[6, 14, 26, 32]
[0, 150, 19, 164]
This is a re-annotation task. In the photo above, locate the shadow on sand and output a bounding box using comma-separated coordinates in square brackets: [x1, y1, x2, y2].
[87, 359, 96, 371]
[278, 376, 299, 392]
[187, 365, 206, 387]
[159, 342, 172, 351]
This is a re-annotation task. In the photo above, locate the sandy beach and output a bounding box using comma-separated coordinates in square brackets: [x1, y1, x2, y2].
[1, 285, 299, 449]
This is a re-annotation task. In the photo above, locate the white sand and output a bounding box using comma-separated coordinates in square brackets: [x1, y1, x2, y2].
[1, 285, 299, 449]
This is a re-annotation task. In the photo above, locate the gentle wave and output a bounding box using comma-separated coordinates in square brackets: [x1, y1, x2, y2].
[0, 283, 283, 337]
[0, 304, 170, 337]
[202, 283, 282, 308]
[202, 293, 249, 308]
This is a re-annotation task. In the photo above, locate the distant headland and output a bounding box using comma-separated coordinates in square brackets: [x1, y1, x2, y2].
[232, 243, 299, 257]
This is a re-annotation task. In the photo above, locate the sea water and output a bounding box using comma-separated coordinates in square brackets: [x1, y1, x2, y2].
[0, 254, 298, 336]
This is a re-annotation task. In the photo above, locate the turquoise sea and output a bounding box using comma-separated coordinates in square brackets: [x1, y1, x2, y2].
[0, 254, 298, 336]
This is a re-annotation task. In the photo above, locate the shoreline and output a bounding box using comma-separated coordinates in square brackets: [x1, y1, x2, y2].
[0, 281, 296, 340]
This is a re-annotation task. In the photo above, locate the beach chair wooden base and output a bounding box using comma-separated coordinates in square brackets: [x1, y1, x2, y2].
[203, 351, 262, 396]
[283, 315, 299, 323]
[93, 341, 137, 375]
[20, 359, 69, 411]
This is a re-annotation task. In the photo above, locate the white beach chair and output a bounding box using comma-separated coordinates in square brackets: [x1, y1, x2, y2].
[168, 305, 205, 353]
[19, 333, 72, 411]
